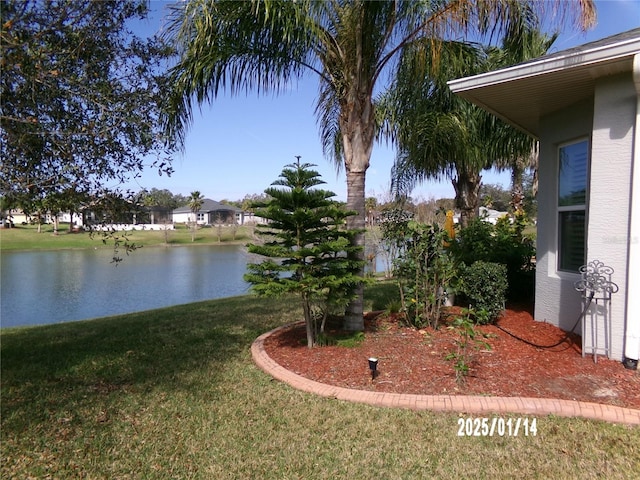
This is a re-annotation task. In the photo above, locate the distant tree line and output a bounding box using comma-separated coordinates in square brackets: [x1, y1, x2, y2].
[142, 188, 188, 211]
[361, 171, 536, 228]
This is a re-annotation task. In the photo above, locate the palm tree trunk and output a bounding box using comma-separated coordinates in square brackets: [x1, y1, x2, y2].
[341, 96, 374, 332]
[453, 171, 481, 228]
[344, 166, 367, 331]
[510, 165, 525, 214]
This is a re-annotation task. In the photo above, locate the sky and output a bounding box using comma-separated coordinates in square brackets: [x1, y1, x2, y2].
[125, 0, 640, 203]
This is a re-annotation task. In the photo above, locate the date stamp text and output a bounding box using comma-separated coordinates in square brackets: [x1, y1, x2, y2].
[457, 417, 537, 437]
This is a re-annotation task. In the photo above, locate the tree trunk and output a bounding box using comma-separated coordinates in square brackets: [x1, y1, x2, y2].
[302, 293, 315, 348]
[452, 171, 481, 228]
[510, 163, 525, 214]
[343, 167, 367, 331]
[339, 75, 375, 331]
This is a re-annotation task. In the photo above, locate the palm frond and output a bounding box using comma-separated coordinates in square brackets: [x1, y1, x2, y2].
[162, 0, 316, 148]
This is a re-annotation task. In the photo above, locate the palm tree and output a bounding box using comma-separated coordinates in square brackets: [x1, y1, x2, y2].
[188, 190, 204, 242]
[387, 21, 557, 227]
[365, 196, 378, 227]
[497, 28, 559, 215]
[162, 0, 595, 330]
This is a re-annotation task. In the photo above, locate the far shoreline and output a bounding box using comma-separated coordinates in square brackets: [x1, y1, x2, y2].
[0, 240, 251, 254]
[0, 223, 257, 252]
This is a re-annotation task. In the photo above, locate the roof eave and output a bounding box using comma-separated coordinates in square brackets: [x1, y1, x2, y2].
[448, 38, 640, 95]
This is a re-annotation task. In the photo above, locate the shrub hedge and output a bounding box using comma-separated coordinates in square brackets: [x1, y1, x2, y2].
[459, 261, 508, 324]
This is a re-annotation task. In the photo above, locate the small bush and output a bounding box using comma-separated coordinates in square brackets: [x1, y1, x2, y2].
[449, 216, 535, 302]
[381, 215, 457, 329]
[460, 261, 508, 324]
[445, 308, 492, 384]
[384, 299, 402, 315]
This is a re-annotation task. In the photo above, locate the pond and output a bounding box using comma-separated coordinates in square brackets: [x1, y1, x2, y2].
[1, 245, 254, 328]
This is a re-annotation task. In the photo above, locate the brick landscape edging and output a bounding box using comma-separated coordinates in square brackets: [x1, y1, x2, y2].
[251, 323, 640, 426]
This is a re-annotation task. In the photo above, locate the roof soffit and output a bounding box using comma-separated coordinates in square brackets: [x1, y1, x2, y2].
[448, 31, 640, 137]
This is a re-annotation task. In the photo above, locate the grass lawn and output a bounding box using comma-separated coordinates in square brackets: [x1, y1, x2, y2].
[2, 283, 638, 479]
[0, 223, 256, 251]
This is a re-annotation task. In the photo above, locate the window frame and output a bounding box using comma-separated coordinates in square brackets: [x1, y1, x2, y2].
[556, 138, 590, 273]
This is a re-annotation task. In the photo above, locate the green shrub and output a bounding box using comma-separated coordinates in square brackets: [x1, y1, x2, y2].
[460, 261, 508, 324]
[450, 216, 535, 302]
[449, 218, 494, 266]
[383, 217, 457, 329]
[384, 299, 402, 315]
[445, 308, 492, 384]
[492, 216, 535, 302]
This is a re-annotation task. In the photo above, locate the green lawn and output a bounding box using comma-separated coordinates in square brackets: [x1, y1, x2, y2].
[0, 223, 256, 251]
[2, 283, 638, 479]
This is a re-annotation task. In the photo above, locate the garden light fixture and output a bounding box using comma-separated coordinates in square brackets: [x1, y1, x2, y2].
[368, 357, 378, 380]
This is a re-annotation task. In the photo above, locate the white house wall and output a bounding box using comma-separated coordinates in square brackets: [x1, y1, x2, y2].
[627, 53, 640, 363]
[587, 73, 635, 361]
[59, 212, 84, 227]
[536, 99, 594, 337]
[536, 74, 636, 362]
[173, 213, 192, 224]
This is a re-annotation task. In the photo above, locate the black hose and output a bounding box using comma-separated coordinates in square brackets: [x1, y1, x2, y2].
[494, 291, 595, 349]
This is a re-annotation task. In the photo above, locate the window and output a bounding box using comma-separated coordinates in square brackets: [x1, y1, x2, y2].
[196, 213, 205, 222]
[557, 140, 589, 272]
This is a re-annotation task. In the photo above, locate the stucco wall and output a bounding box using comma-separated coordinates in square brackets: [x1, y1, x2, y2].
[536, 74, 635, 361]
[587, 73, 635, 361]
[173, 212, 192, 224]
[536, 99, 593, 336]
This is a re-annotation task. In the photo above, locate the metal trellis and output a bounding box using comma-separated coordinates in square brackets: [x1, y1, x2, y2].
[574, 260, 619, 363]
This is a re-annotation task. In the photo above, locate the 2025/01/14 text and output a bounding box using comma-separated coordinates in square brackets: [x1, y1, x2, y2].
[457, 417, 538, 437]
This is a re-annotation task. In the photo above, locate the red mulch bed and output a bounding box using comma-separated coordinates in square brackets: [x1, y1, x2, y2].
[263, 306, 640, 410]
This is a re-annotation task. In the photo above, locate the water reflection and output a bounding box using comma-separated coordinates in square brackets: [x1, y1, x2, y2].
[1, 246, 252, 328]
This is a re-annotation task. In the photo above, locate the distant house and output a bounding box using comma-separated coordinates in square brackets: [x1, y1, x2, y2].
[2, 208, 31, 226]
[2, 202, 174, 230]
[478, 206, 510, 225]
[83, 203, 173, 228]
[172, 198, 244, 225]
[242, 211, 269, 225]
[451, 206, 509, 225]
[2, 208, 59, 226]
[58, 211, 85, 228]
[449, 29, 640, 367]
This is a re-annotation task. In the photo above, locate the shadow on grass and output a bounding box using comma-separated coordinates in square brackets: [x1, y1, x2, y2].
[1, 294, 299, 430]
[363, 280, 399, 311]
[2, 284, 400, 434]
